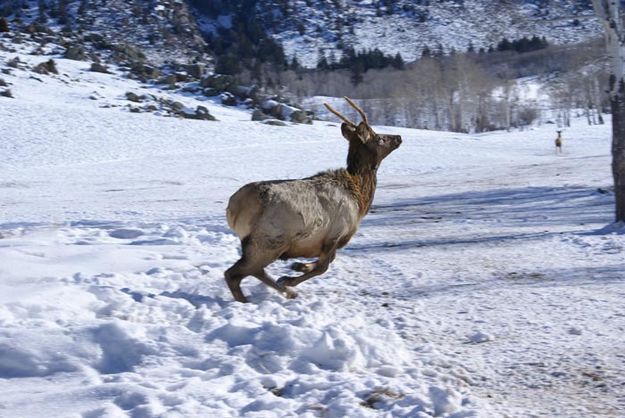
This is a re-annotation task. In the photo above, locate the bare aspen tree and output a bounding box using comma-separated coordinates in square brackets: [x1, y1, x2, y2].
[549, 78, 574, 128]
[578, 72, 596, 125]
[592, 76, 606, 124]
[499, 76, 519, 131]
[440, 62, 461, 132]
[416, 58, 445, 129]
[581, 70, 607, 126]
[592, 0, 625, 221]
[474, 70, 496, 132]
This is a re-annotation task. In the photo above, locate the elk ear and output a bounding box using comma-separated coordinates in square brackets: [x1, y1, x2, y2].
[340, 123, 356, 141]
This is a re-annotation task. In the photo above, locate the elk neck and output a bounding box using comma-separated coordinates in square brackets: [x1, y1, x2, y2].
[345, 144, 378, 217]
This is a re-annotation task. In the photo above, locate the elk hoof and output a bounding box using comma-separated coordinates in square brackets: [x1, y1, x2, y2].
[277, 276, 294, 287]
[290, 262, 304, 271]
[283, 287, 298, 299]
[291, 262, 314, 273]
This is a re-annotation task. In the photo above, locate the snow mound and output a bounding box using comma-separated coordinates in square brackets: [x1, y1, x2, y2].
[89, 321, 156, 374]
[207, 300, 413, 374]
[109, 228, 145, 239]
[0, 340, 77, 378]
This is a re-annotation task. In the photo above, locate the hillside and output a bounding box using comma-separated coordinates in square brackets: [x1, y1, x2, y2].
[1, 0, 603, 69]
[0, 0, 210, 65]
[193, 0, 602, 67]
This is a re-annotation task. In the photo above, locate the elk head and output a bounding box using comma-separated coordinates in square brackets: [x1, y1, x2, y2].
[324, 97, 401, 173]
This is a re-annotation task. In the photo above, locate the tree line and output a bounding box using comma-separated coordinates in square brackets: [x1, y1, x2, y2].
[239, 38, 609, 133]
[186, 0, 576, 133]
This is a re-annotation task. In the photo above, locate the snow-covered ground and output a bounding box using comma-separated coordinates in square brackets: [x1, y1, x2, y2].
[1, 48, 625, 418]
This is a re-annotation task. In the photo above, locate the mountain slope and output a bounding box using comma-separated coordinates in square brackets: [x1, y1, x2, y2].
[192, 0, 602, 67]
[0, 0, 210, 65]
[0, 0, 605, 69]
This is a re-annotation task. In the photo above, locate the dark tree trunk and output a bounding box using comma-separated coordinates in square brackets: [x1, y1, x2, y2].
[591, 0, 625, 222]
[612, 79, 625, 221]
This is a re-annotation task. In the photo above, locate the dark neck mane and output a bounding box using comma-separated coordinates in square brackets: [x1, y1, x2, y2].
[345, 144, 378, 216]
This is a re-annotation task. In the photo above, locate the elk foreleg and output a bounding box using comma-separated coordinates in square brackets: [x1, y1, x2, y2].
[253, 269, 298, 299]
[290, 261, 316, 273]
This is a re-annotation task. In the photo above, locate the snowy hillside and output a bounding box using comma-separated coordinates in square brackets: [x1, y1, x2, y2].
[0, 0, 606, 70]
[196, 0, 602, 67]
[0, 0, 209, 66]
[2, 35, 625, 417]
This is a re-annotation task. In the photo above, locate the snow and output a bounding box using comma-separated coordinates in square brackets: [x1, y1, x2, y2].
[1, 43, 625, 417]
[268, 0, 602, 67]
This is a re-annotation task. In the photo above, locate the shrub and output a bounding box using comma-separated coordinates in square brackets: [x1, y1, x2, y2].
[33, 59, 58, 75]
[517, 106, 539, 127]
[7, 57, 20, 68]
[90, 62, 109, 73]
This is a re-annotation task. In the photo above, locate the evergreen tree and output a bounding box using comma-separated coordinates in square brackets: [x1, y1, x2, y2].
[78, 0, 88, 16]
[317, 50, 329, 71]
[215, 53, 241, 75]
[497, 38, 512, 51]
[37, 0, 48, 24]
[421, 45, 432, 59]
[496, 36, 548, 54]
[290, 55, 301, 72]
[514, 36, 530, 53]
[206, 1, 288, 77]
[328, 50, 337, 69]
[350, 60, 364, 85]
[392, 52, 405, 70]
[0, 17, 9, 33]
[57, 0, 70, 26]
[529, 35, 548, 50]
[433, 42, 444, 57]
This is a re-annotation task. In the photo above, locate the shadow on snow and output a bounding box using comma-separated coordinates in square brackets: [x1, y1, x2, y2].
[347, 185, 614, 253]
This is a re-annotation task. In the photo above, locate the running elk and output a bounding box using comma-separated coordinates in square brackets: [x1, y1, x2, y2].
[224, 97, 402, 302]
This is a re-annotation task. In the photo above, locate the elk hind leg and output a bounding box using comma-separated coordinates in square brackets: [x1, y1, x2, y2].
[224, 258, 249, 303]
[278, 241, 338, 288]
[225, 237, 290, 302]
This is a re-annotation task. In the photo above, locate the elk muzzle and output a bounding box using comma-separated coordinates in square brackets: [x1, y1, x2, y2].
[382, 134, 402, 150]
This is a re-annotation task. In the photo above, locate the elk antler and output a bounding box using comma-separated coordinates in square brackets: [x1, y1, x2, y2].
[344, 96, 369, 125]
[324, 102, 356, 126]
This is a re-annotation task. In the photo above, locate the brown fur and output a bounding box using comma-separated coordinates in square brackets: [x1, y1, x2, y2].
[343, 169, 376, 217]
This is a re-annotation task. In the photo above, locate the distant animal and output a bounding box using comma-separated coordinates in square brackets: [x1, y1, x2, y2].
[555, 130, 563, 153]
[224, 97, 402, 303]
